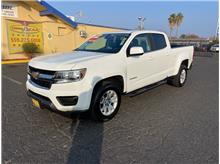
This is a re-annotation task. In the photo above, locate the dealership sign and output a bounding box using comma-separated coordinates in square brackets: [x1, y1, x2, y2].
[7, 20, 43, 54]
[1, 2, 18, 18]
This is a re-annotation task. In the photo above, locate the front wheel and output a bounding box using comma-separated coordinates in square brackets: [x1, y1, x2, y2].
[168, 65, 187, 87]
[90, 83, 121, 122]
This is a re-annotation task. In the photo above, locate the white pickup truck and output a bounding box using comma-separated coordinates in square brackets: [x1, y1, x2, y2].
[27, 30, 193, 121]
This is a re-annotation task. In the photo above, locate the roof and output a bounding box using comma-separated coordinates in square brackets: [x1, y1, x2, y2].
[103, 30, 166, 35]
[36, 0, 77, 28]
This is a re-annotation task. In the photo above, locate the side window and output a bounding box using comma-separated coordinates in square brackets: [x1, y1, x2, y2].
[128, 34, 153, 53]
[151, 34, 167, 50]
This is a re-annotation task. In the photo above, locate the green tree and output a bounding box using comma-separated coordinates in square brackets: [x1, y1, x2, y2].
[22, 43, 41, 58]
[175, 13, 184, 37]
[168, 13, 176, 38]
[168, 13, 184, 38]
[180, 34, 186, 39]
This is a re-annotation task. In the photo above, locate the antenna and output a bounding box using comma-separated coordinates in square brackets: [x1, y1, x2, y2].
[74, 11, 84, 21]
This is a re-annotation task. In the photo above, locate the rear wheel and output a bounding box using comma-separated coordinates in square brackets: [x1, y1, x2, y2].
[90, 83, 121, 122]
[168, 65, 187, 87]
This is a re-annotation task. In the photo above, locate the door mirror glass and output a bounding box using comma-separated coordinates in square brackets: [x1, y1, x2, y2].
[129, 47, 144, 56]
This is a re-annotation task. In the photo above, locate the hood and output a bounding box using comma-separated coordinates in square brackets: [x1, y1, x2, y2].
[29, 51, 109, 70]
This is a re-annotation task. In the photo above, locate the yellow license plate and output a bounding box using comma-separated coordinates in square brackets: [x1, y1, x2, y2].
[32, 98, 40, 108]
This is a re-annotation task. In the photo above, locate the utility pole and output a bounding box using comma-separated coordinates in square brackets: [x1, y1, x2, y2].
[215, 18, 219, 40]
[138, 17, 146, 30]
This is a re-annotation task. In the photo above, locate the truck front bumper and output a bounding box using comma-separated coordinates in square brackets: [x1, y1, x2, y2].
[27, 89, 57, 111]
[26, 79, 92, 112]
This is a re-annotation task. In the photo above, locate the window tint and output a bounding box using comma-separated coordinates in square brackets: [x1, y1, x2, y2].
[151, 34, 167, 50]
[128, 34, 153, 53]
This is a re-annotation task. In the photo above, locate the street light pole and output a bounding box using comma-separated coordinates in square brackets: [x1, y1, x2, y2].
[138, 17, 146, 30]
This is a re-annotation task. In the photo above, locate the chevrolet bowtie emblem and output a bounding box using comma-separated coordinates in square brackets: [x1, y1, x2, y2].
[31, 71, 40, 79]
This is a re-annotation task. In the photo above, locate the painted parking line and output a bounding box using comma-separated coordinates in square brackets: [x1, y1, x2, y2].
[2, 75, 23, 85]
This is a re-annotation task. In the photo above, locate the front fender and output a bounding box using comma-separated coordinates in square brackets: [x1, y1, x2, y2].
[90, 73, 127, 92]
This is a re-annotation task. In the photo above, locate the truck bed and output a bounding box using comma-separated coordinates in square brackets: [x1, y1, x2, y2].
[171, 44, 193, 49]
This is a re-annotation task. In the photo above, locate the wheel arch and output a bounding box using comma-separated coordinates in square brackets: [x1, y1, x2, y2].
[89, 75, 124, 111]
[92, 75, 125, 94]
[172, 58, 190, 76]
[181, 59, 189, 69]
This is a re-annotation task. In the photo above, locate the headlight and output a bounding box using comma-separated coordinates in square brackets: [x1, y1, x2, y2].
[54, 68, 87, 83]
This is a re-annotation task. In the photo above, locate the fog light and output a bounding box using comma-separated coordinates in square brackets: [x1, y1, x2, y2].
[56, 96, 78, 106]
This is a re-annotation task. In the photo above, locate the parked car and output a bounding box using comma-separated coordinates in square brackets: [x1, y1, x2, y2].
[26, 31, 194, 121]
[210, 44, 219, 52]
[193, 44, 209, 52]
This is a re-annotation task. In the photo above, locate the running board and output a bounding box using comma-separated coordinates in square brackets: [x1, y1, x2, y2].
[126, 80, 167, 97]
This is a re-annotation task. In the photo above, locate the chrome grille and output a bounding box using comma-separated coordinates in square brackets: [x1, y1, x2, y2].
[28, 66, 55, 89]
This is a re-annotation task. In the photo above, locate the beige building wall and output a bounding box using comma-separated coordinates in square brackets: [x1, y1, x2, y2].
[42, 22, 76, 54]
[2, 1, 123, 60]
[2, 1, 55, 59]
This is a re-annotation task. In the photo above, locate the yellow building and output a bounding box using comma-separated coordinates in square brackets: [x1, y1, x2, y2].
[1, 0, 125, 60]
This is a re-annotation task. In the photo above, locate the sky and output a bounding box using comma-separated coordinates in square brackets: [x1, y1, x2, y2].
[47, 1, 218, 38]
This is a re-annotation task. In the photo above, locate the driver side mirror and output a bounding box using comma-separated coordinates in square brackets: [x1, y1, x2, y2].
[129, 47, 144, 56]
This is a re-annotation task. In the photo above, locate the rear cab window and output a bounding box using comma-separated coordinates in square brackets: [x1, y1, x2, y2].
[151, 33, 167, 50]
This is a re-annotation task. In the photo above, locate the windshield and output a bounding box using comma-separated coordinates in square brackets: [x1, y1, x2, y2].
[75, 33, 130, 53]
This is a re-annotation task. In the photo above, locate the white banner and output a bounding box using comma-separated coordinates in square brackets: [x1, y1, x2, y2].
[1, 2, 18, 18]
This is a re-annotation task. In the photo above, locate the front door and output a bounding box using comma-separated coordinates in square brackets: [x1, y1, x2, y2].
[126, 33, 168, 92]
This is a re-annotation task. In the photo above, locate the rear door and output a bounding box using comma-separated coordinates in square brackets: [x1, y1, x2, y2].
[150, 33, 171, 78]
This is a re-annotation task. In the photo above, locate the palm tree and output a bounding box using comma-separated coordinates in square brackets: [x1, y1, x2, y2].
[175, 13, 184, 37]
[168, 13, 176, 38]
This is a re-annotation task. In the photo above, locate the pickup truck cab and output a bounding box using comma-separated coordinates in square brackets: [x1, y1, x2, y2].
[27, 30, 194, 121]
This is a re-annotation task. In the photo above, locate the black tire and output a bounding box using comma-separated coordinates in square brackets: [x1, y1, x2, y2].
[167, 65, 187, 87]
[90, 82, 121, 122]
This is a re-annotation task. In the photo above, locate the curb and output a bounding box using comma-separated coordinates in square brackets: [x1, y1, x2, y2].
[2, 59, 30, 64]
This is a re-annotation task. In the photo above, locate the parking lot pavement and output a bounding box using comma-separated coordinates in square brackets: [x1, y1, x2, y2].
[2, 52, 219, 164]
